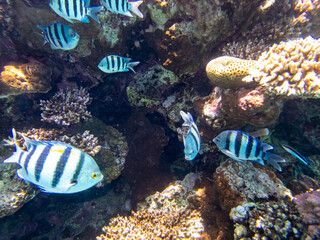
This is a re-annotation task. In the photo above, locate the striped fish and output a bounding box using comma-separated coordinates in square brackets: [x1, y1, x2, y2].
[98, 55, 140, 73]
[100, 0, 143, 18]
[37, 23, 79, 51]
[180, 111, 201, 160]
[213, 130, 285, 171]
[49, 0, 103, 23]
[281, 144, 309, 165]
[3, 129, 103, 194]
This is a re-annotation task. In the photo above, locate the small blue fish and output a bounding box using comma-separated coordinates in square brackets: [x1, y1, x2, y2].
[213, 130, 285, 171]
[3, 129, 103, 194]
[180, 111, 201, 160]
[281, 144, 309, 165]
[49, 0, 103, 23]
[100, 0, 143, 18]
[37, 23, 79, 50]
[98, 55, 140, 73]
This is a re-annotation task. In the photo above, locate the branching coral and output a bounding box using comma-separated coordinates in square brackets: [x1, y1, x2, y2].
[256, 36, 320, 98]
[40, 87, 92, 126]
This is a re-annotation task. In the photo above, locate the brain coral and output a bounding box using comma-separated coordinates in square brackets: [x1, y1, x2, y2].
[256, 36, 320, 98]
[206, 56, 261, 88]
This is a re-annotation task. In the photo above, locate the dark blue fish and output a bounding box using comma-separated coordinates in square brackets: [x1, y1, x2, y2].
[214, 130, 285, 171]
[281, 144, 309, 165]
[37, 23, 79, 50]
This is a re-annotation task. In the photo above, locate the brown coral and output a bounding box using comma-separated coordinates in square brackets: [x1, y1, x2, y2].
[0, 61, 52, 98]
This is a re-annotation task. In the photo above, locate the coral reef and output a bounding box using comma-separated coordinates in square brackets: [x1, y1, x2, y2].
[40, 87, 92, 126]
[294, 189, 320, 239]
[0, 61, 52, 98]
[206, 56, 260, 89]
[256, 36, 320, 98]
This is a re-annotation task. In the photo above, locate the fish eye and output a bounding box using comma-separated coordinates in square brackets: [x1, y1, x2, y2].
[92, 173, 97, 179]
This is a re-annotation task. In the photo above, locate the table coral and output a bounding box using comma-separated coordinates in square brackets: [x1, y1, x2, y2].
[40, 87, 92, 126]
[206, 56, 260, 89]
[256, 36, 320, 98]
[0, 61, 52, 98]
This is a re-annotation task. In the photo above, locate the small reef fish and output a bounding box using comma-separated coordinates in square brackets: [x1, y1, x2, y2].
[180, 111, 201, 161]
[98, 55, 140, 73]
[3, 129, 103, 194]
[213, 130, 285, 171]
[37, 23, 79, 51]
[100, 0, 143, 18]
[281, 144, 309, 165]
[49, 0, 103, 23]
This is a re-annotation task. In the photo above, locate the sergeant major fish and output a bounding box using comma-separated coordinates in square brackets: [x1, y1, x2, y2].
[37, 23, 79, 51]
[98, 55, 140, 73]
[49, 0, 103, 23]
[180, 111, 201, 160]
[3, 129, 103, 194]
[213, 130, 285, 171]
[100, 0, 143, 18]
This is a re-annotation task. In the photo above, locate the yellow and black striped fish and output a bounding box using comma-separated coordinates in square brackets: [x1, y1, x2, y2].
[3, 129, 103, 194]
[213, 130, 285, 171]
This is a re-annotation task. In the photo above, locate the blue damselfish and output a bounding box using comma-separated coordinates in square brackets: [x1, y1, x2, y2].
[180, 111, 201, 161]
[214, 130, 285, 171]
[3, 129, 103, 194]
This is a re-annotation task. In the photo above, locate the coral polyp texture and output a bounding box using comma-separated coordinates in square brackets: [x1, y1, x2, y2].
[256, 36, 320, 98]
[0, 61, 52, 98]
[97, 182, 205, 239]
[206, 56, 260, 88]
[40, 87, 92, 126]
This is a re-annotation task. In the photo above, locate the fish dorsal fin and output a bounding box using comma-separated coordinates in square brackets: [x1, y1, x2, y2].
[180, 111, 194, 125]
[83, 0, 90, 7]
[261, 142, 273, 151]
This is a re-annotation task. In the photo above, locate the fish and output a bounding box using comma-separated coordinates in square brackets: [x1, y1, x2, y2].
[180, 111, 201, 160]
[100, 0, 143, 18]
[281, 144, 309, 165]
[98, 55, 140, 73]
[213, 130, 285, 171]
[3, 129, 103, 194]
[36, 23, 79, 51]
[49, 0, 103, 23]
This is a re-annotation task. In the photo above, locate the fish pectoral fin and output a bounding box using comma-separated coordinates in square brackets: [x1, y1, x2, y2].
[225, 149, 237, 158]
[17, 169, 31, 181]
[57, 182, 77, 192]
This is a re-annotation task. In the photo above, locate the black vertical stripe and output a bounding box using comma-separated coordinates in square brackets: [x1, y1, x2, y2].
[111, 56, 115, 69]
[122, 0, 127, 12]
[108, 0, 112, 9]
[60, 24, 68, 44]
[35, 145, 52, 182]
[52, 147, 72, 188]
[225, 131, 232, 151]
[71, 151, 85, 182]
[234, 132, 242, 157]
[65, 0, 70, 16]
[53, 23, 62, 48]
[80, 0, 83, 17]
[255, 140, 261, 158]
[245, 135, 254, 158]
[24, 146, 37, 175]
[47, 27, 57, 48]
[58, 0, 62, 11]
[117, 56, 121, 71]
[73, 0, 77, 18]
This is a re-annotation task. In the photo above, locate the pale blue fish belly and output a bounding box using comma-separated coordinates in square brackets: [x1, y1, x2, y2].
[49, 0, 103, 23]
[37, 23, 79, 51]
[180, 111, 201, 161]
[98, 55, 140, 73]
[213, 130, 285, 171]
[100, 0, 143, 18]
[3, 129, 103, 194]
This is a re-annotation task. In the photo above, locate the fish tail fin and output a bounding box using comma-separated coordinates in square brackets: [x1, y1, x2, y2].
[129, 0, 143, 18]
[36, 25, 48, 45]
[127, 61, 140, 73]
[87, 6, 103, 23]
[263, 152, 286, 172]
[180, 111, 194, 126]
[3, 129, 22, 164]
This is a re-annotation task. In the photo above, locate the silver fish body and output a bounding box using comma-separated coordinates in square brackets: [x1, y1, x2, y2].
[180, 111, 200, 160]
[100, 0, 143, 18]
[49, 0, 103, 23]
[213, 130, 285, 171]
[37, 23, 79, 51]
[3, 129, 103, 194]
[98, 55, 139, 73]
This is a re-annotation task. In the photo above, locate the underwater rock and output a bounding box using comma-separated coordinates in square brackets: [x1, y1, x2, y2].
[213, 159, 291, 213]
[0, 61, 52, 98]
